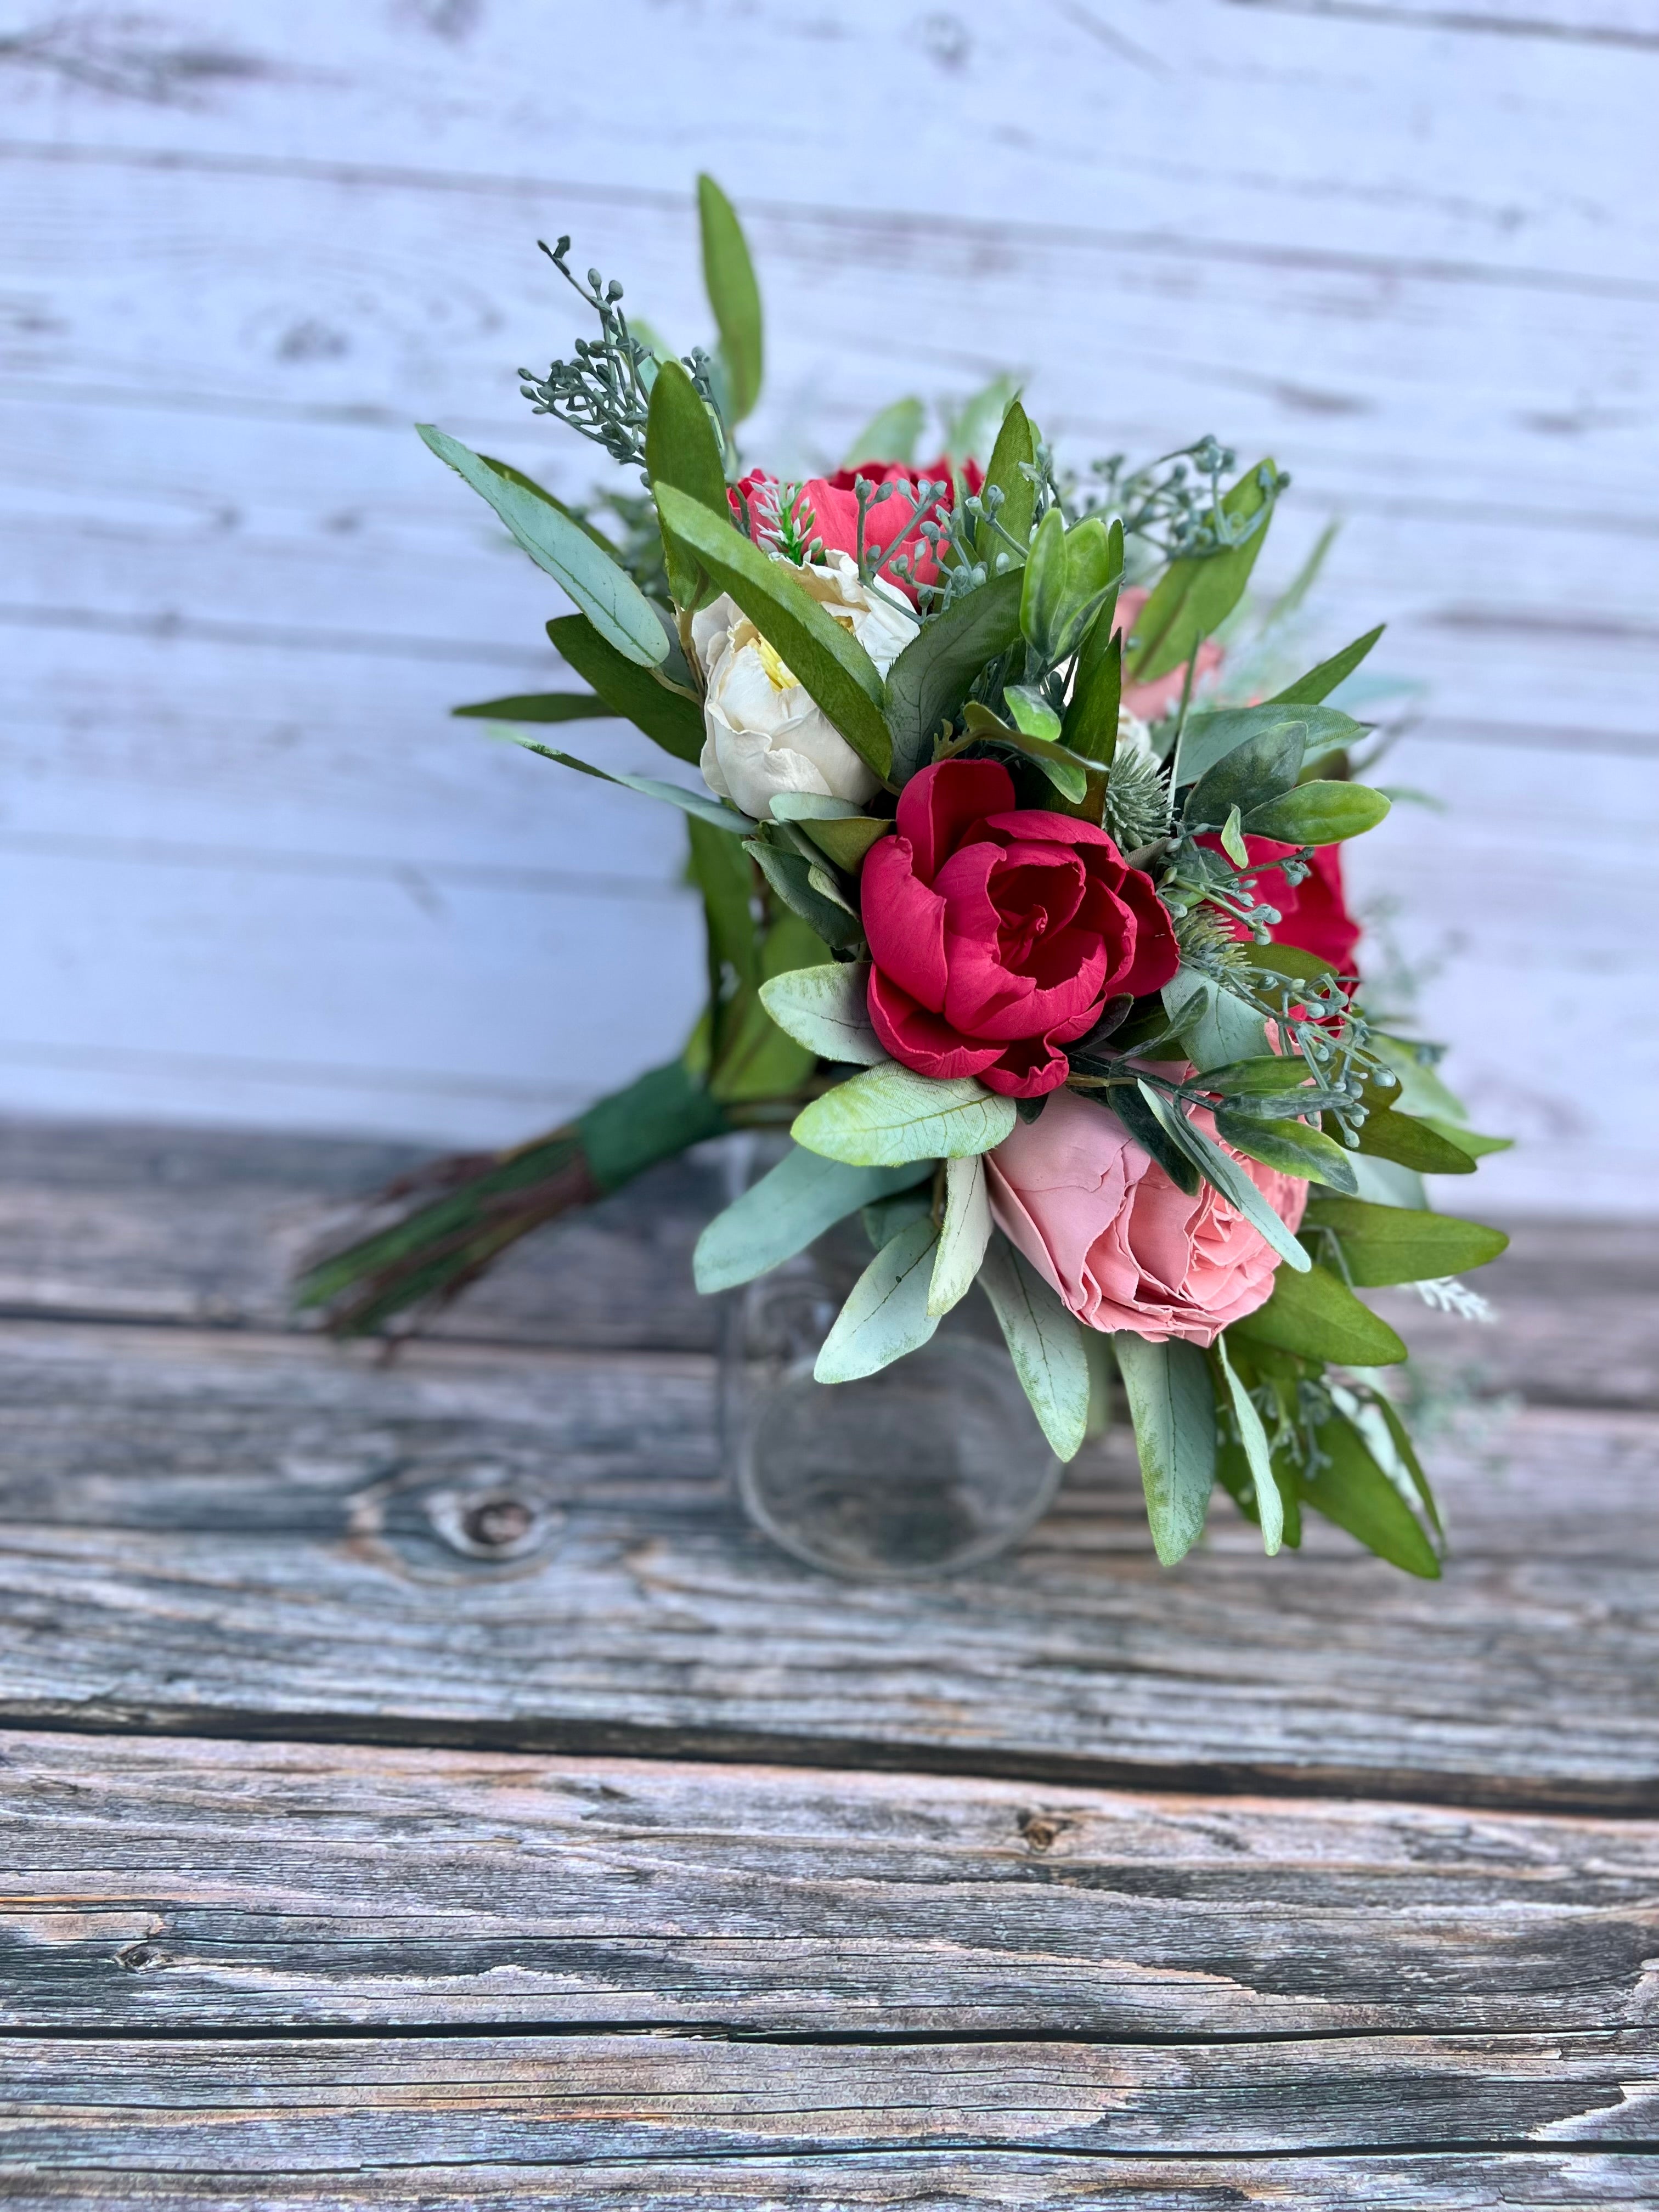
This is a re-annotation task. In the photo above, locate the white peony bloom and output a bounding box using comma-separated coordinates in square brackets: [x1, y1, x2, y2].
[694, 551, 918, 821]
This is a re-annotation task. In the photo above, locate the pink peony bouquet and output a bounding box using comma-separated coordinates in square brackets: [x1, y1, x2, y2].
[301, 179, 1510, 1578]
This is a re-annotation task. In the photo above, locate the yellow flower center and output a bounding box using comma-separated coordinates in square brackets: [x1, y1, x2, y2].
[755, 635, 797, 692]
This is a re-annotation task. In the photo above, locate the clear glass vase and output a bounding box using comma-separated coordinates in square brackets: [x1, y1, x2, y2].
[719, 1153, 1063, 1578]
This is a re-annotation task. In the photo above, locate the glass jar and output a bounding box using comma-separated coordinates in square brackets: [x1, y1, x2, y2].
[718, 1147, 1063, 1578]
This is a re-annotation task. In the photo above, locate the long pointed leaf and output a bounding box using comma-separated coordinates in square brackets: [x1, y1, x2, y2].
[929, 1153, 992, 1317]
[1215, 1334, 1282, 1555]
[419, 425, 667, 668]
[697, 174, 763, 422]
[814, 1215, 940, 1383]
[758, 963, 884, 1064]
[794, 1064, 1015, 1166]
[978, 1233, 1090, 1460]
[885, 569, 1024, 782]
[693, 1146, 926, 1293]
[545, 614, 704, 763]
[1138, 1082, 1312, 1273]
[507, 737, 752, 831]
[1114, 1333, 1217, 1565]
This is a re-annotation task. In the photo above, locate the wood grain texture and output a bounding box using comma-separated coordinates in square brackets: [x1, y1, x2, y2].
[0, 1119, 1651, 1401]
[0, 2149, 1653, 2210]
[5, 1729, 1659, 2035]
[1, 2032, 1654, 2164]
[0, 1308, 1652, 1806]
[0, 0, 1652, 1183]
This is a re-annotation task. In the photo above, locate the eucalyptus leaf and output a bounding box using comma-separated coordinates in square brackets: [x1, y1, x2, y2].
[758, 962, 884, 1065]
[978, 400, 1037, 559]
[1267, 624, 1384, 708]
[929, 1153, 992, 1316]
[453, 691, 614, 724]
[1351, 1103, 1477, 1177]
[1299, 1411, 1440, 1578]
[1107, 1082, 1200, 1194]
[1419, 1118, 1511, 1160]
[508, 737, 752, 831]
[1172, 704, 1362, 794]
[1004, 683, 1063, 743]
[885, 568, 1023, 782]
[693, 1147, 927, 1293]
[697, 173, 763, 422]
[1213, 1109, 1359, 1193]
[1184, 723, 1306, 826]
[1229, 1260, 1407, 1365]
[799, 815, 893, 870]
[1127, 459, 1280, 685]
[793, 1063, 1016, 1166]
[1062, 589, 1122, 767]
[1138, 1084, 1312, 1273]
[545, 613, 705, 764]
[1114, 1333, 1217, 1565]
[1300, 1197, 1508, 1286]
[1163, 970, 1268, 1071]
[418, 425, 667, 668]
[1019, 506, 1067, 657]
[977, 1233, 1091, 1460]
[1244, 781, 1390, 845]
[814, 1215, 941, 1384]
[654, 486, 893, 780]
[1215, 1333, 1282, 1555]
[1198, 1054, 1321, 1096]
[844, 396, 925, 466]
[646, 357, 730, 609]
[746, 839, 866, 951]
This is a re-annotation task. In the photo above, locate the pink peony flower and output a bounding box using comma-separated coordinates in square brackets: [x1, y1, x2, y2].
[985, 1086, 1308, 1345]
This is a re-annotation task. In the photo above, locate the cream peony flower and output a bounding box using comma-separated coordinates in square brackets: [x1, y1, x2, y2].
[694, 551, 917, 821]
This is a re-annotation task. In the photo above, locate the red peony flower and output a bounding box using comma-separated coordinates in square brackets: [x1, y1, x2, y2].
[1200, 833, 1361, 974]
[861, 759, 1180, 1098]
[732, 458, 983, 601]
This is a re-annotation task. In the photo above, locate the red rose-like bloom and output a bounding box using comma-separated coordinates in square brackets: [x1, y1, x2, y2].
[1200, 833, 1361, 974]
[732, 458, 983, 601]
[862, 760, 1181, 1098]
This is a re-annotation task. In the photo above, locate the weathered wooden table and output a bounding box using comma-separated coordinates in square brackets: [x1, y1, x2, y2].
[1, 1118, 1656, 2207]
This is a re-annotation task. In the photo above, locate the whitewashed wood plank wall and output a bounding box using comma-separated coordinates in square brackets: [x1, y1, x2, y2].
[1, 0, 1655, 1211]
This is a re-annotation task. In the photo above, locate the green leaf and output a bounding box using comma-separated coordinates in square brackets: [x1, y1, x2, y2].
[694, 1146, 926, 1293]
[1213, 1109, 1359, 1193]
[1240, 941, 1338, 985]
[1352, 1104, 1477, 1177]
[815, 1215, 941, 1384]
[1244, 782, 1390, 845]
[1363, 1386, 1444, 1540]
[654, 485, 893, 781]
[1220, 805, 1249, 867]
[978, 1233, 1091, 1460]
[453, 691, 616, 724]
[1371, 1036, 1471, 1122]
[1172, 705, 1361, 794]
[1299, 1197, 1509, 1286]
[885, 569, 1024, 781]
[798, 816, 893, 870]
[1127, 459, 1282, 684]
[1230, 1260, 1407, 1365]
[1114, 1333, 1217, 1565]
[708, 910, 827, 1105]
[1199, 1055, 1323, 1097]
[758, 961, 883, 1065]
[1184, 722, 1306, 825]
[1299, 1411, 1440, 1578]
[1419, 1118, 1512, 1161]
[1106, 1082, 1200, 1195]
[507, 736, 752, 831]
[930, 1152, 992, 1317]
[646, 357, 730, 610]
[687, 814, 759, 989]
[1003, 684, 1063, 743]
[1163, 970, 1268, 1072]
[697, 173, 763, 422]
[945, 374, 1022, 467]
[978, 400, 1037, 559]
[746, 838, 865, 951]
[1062, 584, 1123, 768]
[793, 1063, 1016, 1167]
[545, 614, 705, 764]
[1267, 625, 1385, 708]
[1138, 1084, 1312, 1272]
[417, 425, 668, 668]
[844, 396, 926, 466]
[473, 455, 621, 554]
[1019, 506, 1067, 656]
[962, 703, 1088, 804]
[1215, 1333, 1282, 1555]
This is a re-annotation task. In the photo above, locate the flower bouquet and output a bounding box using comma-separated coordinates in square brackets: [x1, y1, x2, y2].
[299, 178, 1511, 1578]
